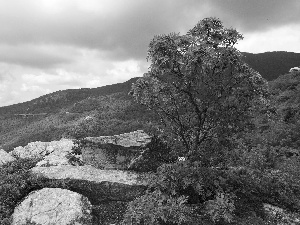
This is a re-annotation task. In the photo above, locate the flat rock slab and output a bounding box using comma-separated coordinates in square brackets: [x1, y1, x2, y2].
[81, 143, 140, 170]
[82, 130, 151, 169]
[31, 165, 146, 185]
[85, 130, 151, 147]
[12, 188, 92, 225]
[31, 165, 147, 204]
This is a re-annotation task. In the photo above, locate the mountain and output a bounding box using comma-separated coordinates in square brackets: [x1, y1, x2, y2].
[0, 77, 139, 116]
[242, 51, 300, 81]
[0, 77, 157, 151]
[1, 51, 299, 151]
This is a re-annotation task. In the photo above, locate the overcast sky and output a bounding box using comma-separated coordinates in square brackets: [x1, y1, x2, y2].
[0, 0, 299, 107]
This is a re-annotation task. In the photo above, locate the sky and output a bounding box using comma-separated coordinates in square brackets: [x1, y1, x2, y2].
[0, 0, 299, 107]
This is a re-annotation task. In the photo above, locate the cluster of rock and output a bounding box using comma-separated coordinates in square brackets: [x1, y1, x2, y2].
[2, 130, 298, 224]
[10, 139, 76, 167]
[289, 66, 300, 73]
[1, 130, 150, 225]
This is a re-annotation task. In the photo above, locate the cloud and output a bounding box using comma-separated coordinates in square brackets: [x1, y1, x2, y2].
[0, 53, 147, 106]
[0, 0, 207, 61]
[0, 0, 298, 62]
[0, 0, 299, 107]
[207, 0, 300, 33]
[0, 44, 74, 69]
[238, 26, 300, 53]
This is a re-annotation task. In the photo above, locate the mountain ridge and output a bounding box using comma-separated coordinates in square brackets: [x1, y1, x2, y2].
[2, 51, 300, 113]
[242, 51, 300, 81]
[0, 77, 139, 117]
[1, 51, 300, 151]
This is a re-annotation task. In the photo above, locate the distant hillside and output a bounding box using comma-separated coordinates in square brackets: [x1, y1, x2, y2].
[0, 77, 139, 117]
[242, 51, 300, 81]
[1, 51, 299, 151]
[0, 77, 158, 151]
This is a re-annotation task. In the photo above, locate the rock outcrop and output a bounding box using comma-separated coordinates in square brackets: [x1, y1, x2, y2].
[12, 188, 92, 225]
[85, 130, 151, 147]
[0, 149, 15, 166]
[31, 165, 147, 204]
[9, 131, 152, 224]
[10, 139, 78, 167]
[82, 130, 151, 169]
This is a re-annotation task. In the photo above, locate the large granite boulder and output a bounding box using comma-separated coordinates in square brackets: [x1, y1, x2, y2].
[82, 130, 151, 169]
[0, 149, 15, 166]
[31, 165, 147, 204]
[12, 188, 92, 225]
[10, 139, 80, 167]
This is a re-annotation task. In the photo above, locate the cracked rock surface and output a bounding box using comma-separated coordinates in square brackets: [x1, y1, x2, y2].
[12, 188, 92, 225]
[10, 139, 75, 166]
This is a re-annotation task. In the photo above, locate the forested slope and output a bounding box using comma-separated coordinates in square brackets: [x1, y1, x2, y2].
[1, 51, 300, 151]
[242, 51, 300, 81]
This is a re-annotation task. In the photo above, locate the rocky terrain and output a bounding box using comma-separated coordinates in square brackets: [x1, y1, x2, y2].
[1, 130, 152, 224]
[1, 129, 300, 224]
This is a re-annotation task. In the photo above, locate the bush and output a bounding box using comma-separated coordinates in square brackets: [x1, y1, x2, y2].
[122, 190, 201, 225]
[123, 161, 235, 224]
[91, 201, 128, 225]
[122, 159, 300, 224]
[0, 158, 69, 223]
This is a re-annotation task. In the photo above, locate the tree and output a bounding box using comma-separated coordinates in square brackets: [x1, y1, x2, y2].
[131, 17, 268, 166]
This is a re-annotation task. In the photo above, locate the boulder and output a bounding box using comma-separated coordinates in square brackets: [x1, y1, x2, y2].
[12, 188, 92, 225]
[10, 139, 78, 167]
[31, 165, 147, 204]
[36, 151, 83, 167]
[82, 130, 151, 169]
[0, 149, 16, 166]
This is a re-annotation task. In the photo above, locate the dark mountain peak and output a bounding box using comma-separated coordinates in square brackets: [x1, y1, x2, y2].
[242, 51, 300, 81]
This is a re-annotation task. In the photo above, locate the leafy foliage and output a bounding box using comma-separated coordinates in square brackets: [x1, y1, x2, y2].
[124, 17, 300, 225]
[0, 158, 69, 224]
[131, 17, 268, 165]
[122, 190, 200, 225]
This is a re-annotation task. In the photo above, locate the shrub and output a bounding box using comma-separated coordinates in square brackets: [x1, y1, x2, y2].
[0, 158, 69, 223]
[123, 159, 300, 224]
[122, 190, 201, 225]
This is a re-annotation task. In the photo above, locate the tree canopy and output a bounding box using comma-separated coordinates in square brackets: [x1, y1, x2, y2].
[131, 17, 268, 166]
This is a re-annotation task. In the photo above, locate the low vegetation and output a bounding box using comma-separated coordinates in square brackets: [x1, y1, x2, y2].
[0, 158, 70, 224]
